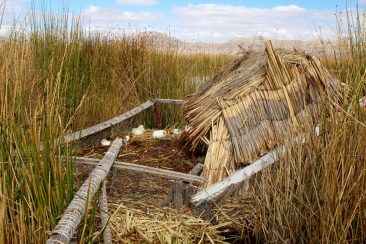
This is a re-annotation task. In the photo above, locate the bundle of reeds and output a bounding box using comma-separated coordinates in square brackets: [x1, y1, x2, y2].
[201, 118, 236, 186]
[183, 41, 347, 184]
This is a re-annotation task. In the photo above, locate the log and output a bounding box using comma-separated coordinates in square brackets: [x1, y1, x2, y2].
[190, 146, 285, 206]
[99, 181, 112, 244]
[72, 157, 206, 183]
[63, 100, 154, 144]
[47, 138, 123, 244]
[154, 99, 185, 105]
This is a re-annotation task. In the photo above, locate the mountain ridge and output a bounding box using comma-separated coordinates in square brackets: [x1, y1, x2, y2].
[141, 31, 334, 57]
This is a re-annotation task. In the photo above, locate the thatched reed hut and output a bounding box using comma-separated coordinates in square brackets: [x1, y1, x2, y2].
[183, 41, 346, 186]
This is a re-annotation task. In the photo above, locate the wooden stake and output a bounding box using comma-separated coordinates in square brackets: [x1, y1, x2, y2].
[162, 163, 204, 207]
[173, 181, 184, 208]
[99, 181, 112, 244]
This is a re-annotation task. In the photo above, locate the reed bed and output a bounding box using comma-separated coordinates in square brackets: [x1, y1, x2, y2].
[1, 2, 365, 243]
[242, 5, 366, 243]
[0, 8, 230, 243]
[181, 4, 366, 243]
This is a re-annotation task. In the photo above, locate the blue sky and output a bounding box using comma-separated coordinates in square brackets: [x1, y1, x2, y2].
[5, 0, 359, 41]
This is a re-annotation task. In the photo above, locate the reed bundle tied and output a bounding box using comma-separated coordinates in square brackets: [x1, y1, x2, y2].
[183, 40, 347, 185]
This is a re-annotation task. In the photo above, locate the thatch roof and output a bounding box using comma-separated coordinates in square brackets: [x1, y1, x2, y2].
[183, 41, 346, 185]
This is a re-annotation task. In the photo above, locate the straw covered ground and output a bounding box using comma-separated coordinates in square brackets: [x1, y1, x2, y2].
[74, 130, 233, 243]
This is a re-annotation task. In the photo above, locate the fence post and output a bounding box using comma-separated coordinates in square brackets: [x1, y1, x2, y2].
[151, 96, 162, 128]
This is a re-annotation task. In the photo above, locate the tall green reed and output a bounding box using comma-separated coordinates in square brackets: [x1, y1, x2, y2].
[0, 19, 76, 242]
[249, 4, 366, 243]
[0, 6, 231, 242]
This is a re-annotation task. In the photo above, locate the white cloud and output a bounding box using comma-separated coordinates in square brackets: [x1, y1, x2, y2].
[2, 0, 29, 17]
[116, 0, 157, 6]
[83, 5, 162, 23]
[272, 4, 305, 13]
[0, 0, 31, 36]
[79, 3, 338, 42]
[171, 4, 336, 41]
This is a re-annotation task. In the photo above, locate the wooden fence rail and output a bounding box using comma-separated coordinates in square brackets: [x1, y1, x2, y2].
[154, 98, 185, 105]
[190, 146, 286, 206]
[71, 157, 206, 183]
[63, 100, 154, 144]
[61, 98, 186, 145]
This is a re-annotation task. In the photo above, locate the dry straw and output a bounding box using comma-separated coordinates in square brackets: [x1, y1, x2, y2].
[183, 41, 347, 185]
[108, 202, 229, 243]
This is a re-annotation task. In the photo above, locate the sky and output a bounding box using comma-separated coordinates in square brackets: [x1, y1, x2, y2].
[3, 0, 360, 42]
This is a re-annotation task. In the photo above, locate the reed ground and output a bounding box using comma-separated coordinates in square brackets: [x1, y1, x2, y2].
[0, 5, 365, 244]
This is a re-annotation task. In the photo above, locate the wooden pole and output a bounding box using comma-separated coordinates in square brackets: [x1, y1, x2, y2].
[190, 146, 285, 206]
[71, 157, 206, 184]
[47, 138, 123, 244]
[154, 99, 185, 105]
[99, 181, 112, 244]
[172, 181, 184, 208]
[161, 163, 204, 207]
[63, 101, 154, 144]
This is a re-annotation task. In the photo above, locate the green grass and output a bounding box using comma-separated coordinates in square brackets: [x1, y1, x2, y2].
[3, 2, 365, 244]
[0, 29, 75, 242]
[248, 5, 366, 243]
[0, 9, 230, 243]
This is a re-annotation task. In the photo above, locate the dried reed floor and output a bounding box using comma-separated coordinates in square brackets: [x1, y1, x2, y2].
[73, 132, 228, 243]
[75, 131, 196, 212]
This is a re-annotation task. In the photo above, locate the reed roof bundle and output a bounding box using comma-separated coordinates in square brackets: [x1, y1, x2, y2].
[183, 41, 346, 185]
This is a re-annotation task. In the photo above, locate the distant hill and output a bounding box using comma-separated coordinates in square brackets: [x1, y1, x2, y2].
[141, 31, 335, 57]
